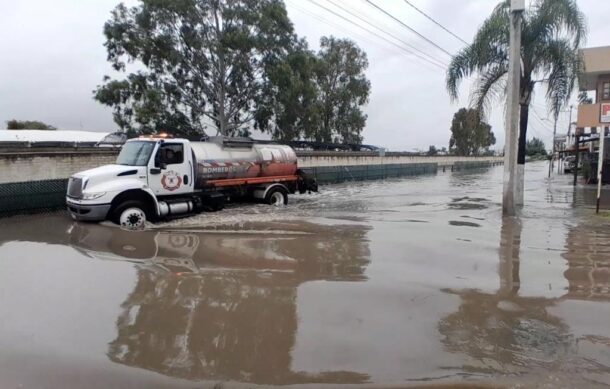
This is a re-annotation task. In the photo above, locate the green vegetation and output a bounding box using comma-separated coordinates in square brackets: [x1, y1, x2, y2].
[449, 108, 496, 156]
[95, 0, 370, 143]
[525, 137, 548, 157]
[315, 37, 370, 144]
[5, 120, 56, 130]
[446, 0, 586, 162]
[256, 36, 370, 143]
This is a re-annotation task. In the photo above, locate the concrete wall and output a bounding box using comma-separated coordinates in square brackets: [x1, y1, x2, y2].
[297, 152, 502, 168]
[0, 148, 502, 184]
[0, 148, 502, 216]
[579, 46, 610, 90]
[0, 148, 119, 184]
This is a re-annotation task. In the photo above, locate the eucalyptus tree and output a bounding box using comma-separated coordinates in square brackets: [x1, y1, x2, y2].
[95, 0, 296, 137]
[449, 108, 496, 156]
[446, 0, 586, 165]
[256, 36, 371, 144]
[255, 39, 321, 141]
[316, 37, 370, 144]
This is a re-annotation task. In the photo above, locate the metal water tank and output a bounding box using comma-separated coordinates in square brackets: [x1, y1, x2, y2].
[191, 137, 297, 187]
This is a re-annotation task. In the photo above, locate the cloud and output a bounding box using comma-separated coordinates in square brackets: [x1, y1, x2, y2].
[0, 0, 606, 150]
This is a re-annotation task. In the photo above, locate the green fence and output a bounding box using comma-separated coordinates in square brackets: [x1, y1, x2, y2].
[302, 163, 438, 184]
[0, 179, 68, 217]
[0, 161, 498, 217]
[452, 160, 497, 170]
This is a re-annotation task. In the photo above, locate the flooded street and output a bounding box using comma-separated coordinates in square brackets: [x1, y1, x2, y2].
[1, 161, 609, 388]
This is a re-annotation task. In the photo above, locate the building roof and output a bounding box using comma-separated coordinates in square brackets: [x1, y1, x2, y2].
[579, 46, 610, 91]
[0, 130, 109, 143]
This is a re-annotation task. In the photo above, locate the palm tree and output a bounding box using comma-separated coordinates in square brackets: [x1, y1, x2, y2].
[446, 0, 586, 167]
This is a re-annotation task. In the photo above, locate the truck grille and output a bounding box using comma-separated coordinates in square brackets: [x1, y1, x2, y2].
[67, 177, 83, 199]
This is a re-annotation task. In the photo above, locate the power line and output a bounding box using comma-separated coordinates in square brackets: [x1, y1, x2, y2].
[532, 111, 550, 131]
[287, 1, 385, 49]
[288, 0, 442, 72]
[363, 0, 453, 57]
[302, 0, 446, 70]
[303, 0, 446, 70]
[528, 123, 545, 139]
[402, 0, 468, 45]
[531, 107, 555, 134]
[326, 0, 448, 67]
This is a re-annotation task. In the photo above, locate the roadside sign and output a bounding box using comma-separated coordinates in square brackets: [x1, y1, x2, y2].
[601, 103, 610, 123]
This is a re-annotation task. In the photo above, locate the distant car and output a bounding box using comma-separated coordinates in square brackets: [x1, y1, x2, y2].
[96, 132, 127, 147]
[564, 155, 577, 173]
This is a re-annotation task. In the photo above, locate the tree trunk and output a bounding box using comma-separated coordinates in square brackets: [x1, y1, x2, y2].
[322, 102, 332, 143]
[213, 4, 228, 136]
[217, 51, 228, 136]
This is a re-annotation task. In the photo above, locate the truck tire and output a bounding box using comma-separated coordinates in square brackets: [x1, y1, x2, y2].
[111, 200, 149, 229]
[265, 186, 288, 206]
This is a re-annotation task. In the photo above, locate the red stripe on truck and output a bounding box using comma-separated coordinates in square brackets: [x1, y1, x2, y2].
[205, 175, 299, 187]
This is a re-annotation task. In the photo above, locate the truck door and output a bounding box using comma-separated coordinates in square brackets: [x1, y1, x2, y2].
[148, 141, 193, 196]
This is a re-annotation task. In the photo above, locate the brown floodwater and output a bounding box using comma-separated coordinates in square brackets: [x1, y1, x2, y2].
[1, 162, 609, 389]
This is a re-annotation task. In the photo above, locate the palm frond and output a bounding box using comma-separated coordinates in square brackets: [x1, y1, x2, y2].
[446, 0, 586, 122]
[535, 0, 587, 48]
[446, 2, 509, 100]
[540, 38, 580, 118]
[446, 48, 476, 100]
[470, 64, 508, 116]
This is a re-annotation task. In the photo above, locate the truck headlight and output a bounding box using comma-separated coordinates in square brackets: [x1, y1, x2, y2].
[82, 192, 106, 200]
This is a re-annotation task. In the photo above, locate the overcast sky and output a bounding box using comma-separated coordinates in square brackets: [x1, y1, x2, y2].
[0, 0, 607, 151]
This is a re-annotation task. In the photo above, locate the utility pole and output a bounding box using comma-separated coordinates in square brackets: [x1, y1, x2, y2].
[596, 127, 606, 214]
[561, 106, 573, 174]
[549, 114, 558, 178]
[573, 132, 580, 186]
[503, 0, 524, 216]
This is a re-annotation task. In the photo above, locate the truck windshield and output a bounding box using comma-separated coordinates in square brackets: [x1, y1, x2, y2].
[116, 141, 155, 166]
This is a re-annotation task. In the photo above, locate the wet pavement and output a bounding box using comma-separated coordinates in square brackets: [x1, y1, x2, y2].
[1, 161, 609, 388]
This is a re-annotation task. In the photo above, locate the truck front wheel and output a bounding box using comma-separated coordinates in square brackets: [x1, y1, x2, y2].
[111, 200, 149, 229]
[265, 187, 288, 206]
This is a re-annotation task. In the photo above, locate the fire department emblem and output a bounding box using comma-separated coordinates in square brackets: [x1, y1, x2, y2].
[161, 170, 182, 191]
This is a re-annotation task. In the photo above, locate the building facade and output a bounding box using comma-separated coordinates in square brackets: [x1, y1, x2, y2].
[577, 46, 610, 132]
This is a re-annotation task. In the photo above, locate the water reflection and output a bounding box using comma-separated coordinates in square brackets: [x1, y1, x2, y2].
[2, 164, 610, 387]
[562, 218, 610, 301]
[448, 197, 491, 211]
[439, 289, 573, 374]
[439, 216, 572, 373]
[498, 216, 521, 296]
[0, 214, 71, 246]
[67, 222, 372, 384]
[439, 215, 610, 381]
[69, 222, 371, 282]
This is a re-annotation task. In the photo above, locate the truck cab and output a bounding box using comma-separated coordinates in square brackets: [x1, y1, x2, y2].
[66, 136, 317, 229]
[67, 137, 189, 225]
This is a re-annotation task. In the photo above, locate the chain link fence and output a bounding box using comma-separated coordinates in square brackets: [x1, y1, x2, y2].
[0, 179, 68, 217]
[0, 161, 497, 217]
[302, 163, 438, 184]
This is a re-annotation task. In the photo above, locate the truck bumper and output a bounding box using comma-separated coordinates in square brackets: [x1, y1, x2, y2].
[66, 200, 111, 221]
